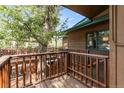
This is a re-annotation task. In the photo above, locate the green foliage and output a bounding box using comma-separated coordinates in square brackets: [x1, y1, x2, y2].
[0, 5, 63, 48]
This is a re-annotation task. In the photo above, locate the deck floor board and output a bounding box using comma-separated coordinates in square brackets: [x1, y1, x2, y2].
[31, 75, 87, 88]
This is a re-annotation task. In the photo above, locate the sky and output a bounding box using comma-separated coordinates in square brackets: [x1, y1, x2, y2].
[59, 6, 85, 30]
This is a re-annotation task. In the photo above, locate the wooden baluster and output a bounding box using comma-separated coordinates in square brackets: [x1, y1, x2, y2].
[66, 53, 70, 74]
[57, 54, 59, 76]
[90, 57, 93, 87]
[8, 60, 11, 88]
[60, 53, 63, 75]
[64, 53, 66, 73]
[40, 56, 42, 81]
[49, 54, 51, 78]
[79, 55, 81, 80]
[73, 54, 75, 77]
[51, 54, 53, 77]
[15, 58, 19, 88]
[84, 55, 87, 84]
[53, 54, 55, 76]
[2, 65, 5, 88]
[29, 56, 32, 84]
[96, 58, 99, 87]
[54, 54, 57, 76]
[4, 63, 7, 87]
[71, 54, 73, 76]
[35, 56, 38, 81]
[70, 54, 72, 76]
[22, 57, 26, 87]
[104, 58, 107, 87]
[74, 54, 76, 77]
[45, 55, 47, 79]
[0, 68, 2, 88]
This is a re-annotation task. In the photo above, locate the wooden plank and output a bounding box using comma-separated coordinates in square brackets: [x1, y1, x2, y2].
[2, 65, 5, 87]
[96, 58, 99, 87]
[40, 56, 42, 81]
[89, 57, 93, 87]
[70, 54, 72, 76]
[69, 52, 108, 59]
[57, 54, 59, 76]
[79, 55, 81, 80]
[84, 56, 87, 84]
[35, 56, 38, 81]
[45, 55, 47, 79]
[22, 57, 26, 87]
[8, 61, 11, 88]
[73, 54, 75, 76]
[29, 56, 32, 84]
[104, 58, 107, 86]
[15, 58, 18, 88]
[4, 63, 8, 87]
[0, 68, 2, 88]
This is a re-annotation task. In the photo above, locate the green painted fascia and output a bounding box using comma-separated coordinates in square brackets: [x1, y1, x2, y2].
[64, 14, 109, 33]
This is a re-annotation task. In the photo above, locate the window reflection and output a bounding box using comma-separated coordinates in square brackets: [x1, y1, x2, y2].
[86, 30, 109, 50]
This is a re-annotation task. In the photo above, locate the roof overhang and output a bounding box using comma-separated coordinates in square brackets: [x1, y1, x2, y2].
[64, 5, 109, 19]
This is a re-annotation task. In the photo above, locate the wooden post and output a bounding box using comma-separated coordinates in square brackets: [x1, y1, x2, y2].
[96, 58, 99, 87]
[29, 56, 32, 84]
[79, 55, 83, 81]
[40, 56, 42, 81]
[66, 52, 69, 74]
[3, 65, 5, 88]
[35, 56, 38, 81]
[56, 55, 59, 76]
[90, 57, 93, 87]
[16, 58, 18, 88]
[84, 55, 87, 84]
[22, 57, 26, 87]
[104, 58, 107, 87]
[49, 54, 51, 78]
[0, 68, 2, 88]
[8, 60, 11, 88]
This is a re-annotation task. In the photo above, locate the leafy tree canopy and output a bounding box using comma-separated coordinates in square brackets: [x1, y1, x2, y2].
[0, 5, 67, 50]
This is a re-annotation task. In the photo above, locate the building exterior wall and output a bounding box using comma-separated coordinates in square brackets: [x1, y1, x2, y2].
[63, 21, 109, 50]
[63, 8, 109, 51]
[109, 5, 124, 88]
[62, 37, 68, 49]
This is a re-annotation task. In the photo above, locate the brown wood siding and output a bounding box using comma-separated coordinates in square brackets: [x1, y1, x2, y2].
[63, 20, 109, 50]
[110, 5, 124, 88]
[63, 37, 68, 49]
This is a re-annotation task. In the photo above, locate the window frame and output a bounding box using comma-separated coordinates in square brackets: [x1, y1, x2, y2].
[85, 29, 109, 51]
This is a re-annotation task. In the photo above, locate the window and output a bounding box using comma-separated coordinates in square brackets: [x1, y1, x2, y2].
[86, 30, 109, 51]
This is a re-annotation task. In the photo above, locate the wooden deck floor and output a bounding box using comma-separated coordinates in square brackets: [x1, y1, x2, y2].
[29, 75, 87, 88]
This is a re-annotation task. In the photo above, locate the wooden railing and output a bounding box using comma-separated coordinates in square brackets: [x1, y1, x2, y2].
[67, 52, 109, 88]
[0, 56, 11, 88]
[0, 51, 109, 88]
[0, 52, 67, 88]
[0, 48, 38, 57]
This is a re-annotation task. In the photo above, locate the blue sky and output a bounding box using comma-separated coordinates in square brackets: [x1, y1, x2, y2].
[59, 6, 85, 29]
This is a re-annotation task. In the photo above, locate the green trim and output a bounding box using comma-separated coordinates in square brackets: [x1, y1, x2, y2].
[64, 14, 109, 33]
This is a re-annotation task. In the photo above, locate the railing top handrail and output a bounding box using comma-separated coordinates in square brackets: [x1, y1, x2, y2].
[69, 52, 109, 59]
[0, 51, 108, 68]
[11, 51, 67, 58]
[0, 51, 67, 67]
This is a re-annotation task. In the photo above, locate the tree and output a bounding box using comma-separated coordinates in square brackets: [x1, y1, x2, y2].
[0, 5, 64, 52]
[53, 18, 68, 49]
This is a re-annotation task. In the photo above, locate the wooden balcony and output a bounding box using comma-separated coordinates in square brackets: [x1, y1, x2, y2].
[0, 51, 109, 88]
